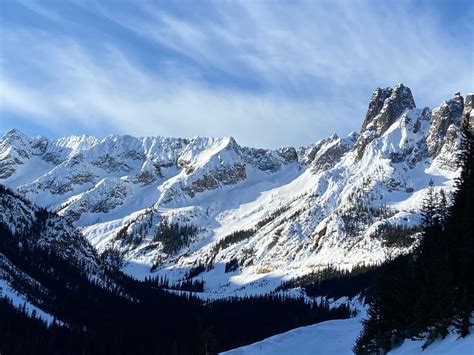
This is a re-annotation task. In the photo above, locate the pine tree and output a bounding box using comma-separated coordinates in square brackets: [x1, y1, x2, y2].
[436, 189, 448, 227]
[421, 179, 438, 229]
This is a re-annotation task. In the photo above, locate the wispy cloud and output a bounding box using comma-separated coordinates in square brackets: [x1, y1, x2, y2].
[0, 0, 472, 147]
[1, 34, 356, 147]
[97, 1, 472, 95]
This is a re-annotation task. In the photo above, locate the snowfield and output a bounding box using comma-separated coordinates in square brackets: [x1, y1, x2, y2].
[222, 317, 474, 355]
[389, 332, 474, 354]
[222, 317, 361, 355]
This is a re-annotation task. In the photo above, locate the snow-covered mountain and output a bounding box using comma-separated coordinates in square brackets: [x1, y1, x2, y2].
[1, 84, 473, 296]
[0, 186, 123, 323]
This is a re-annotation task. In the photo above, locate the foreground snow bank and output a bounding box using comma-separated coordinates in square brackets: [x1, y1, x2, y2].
[221, 317, 361, 355]
[222, 317, 474, 355]
[390, 331, 474, 354]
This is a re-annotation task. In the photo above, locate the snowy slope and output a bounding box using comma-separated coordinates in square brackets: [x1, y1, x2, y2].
[0, 187, 123, 320]
[0, 188, 104, 273]
[1, 86, 472, 296]
[0, 264, 57, 325]
[389, 331, 474, 354]
[222, 317, 474, 355]
[222, 317, 362, 355]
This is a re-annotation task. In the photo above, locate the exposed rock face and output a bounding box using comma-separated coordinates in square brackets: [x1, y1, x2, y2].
[462, 93, 474, 133]
[361, 88, 394, 132]
[58, 179, 130, 222]
[92, 155, 132, 173]
[302, 135, 337, 164]
[241, 146, 297, 172]
[0, 129, 32, 179]
[309, 133, 357, 172]
[0, 158, 19, 179]
[356, 84, 416, 157]
[427, 92, 464, 157]
[185, 164, 247, 198]
[277, 147, 298, 162]
[134, 167, 160, 186]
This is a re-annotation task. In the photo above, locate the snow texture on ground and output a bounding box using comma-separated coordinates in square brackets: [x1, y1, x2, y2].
[223, 317, 474, 355]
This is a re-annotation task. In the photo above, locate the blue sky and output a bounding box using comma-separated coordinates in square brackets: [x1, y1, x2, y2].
[0, 0, 473, 148]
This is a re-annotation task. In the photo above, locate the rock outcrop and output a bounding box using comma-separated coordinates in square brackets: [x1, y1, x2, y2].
[427, 92, 464, 157]
[462, 92, 474, 133]
[356, 84, 416, 157]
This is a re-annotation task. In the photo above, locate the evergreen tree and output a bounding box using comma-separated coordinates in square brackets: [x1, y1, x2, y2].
[421, 179, 438, 228]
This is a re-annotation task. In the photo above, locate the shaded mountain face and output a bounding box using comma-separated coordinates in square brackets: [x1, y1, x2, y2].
[1, 85, 471, 296]
[0, 186, 126, 323]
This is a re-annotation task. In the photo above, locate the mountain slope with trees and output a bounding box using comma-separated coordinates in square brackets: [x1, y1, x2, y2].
[0, 185, 351, 355]
[354, 119, 474, 353]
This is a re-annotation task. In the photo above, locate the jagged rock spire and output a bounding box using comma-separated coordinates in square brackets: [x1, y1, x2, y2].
[361, 84, 416, 134]
[356, 83, 416, 157]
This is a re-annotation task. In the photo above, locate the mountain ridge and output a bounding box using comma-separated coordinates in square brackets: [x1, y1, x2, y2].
[1, 85, 473, 297]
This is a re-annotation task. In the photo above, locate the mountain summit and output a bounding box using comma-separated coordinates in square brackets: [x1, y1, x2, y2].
[357, 83, 416, 156]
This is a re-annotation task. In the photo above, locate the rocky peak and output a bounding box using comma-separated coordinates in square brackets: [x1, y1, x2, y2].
[447, 92, 464, 118]
[356, 84, 416, 157]
[361, 87, 393, 132]
[3, 128, 27, 139]
[361, 84, 416, 133]
[427, 92, 464, 157]
[2, 128, 31, 148]
[0, 130, 34, 179]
